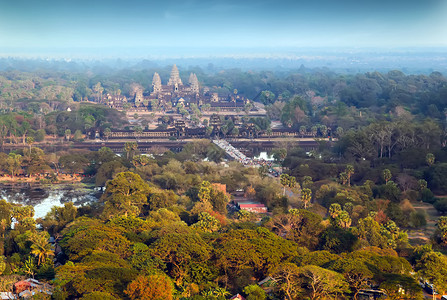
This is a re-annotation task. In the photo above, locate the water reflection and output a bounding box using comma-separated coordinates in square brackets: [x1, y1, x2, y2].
[0, 184, 99, 219]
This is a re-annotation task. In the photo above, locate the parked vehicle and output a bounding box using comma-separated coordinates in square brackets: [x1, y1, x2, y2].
[424, 282, 438, 295]
[358, 289, 387, 300]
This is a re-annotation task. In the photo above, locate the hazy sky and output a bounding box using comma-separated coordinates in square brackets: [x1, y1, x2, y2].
[1, 0, 446, 57]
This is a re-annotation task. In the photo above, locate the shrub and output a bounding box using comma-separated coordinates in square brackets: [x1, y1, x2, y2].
[409, 211, 427, 228]
[419, 188, 435, 204]
[434, 199, 447, 214]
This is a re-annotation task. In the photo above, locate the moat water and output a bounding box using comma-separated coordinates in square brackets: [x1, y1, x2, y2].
[0, 183, 99, 219]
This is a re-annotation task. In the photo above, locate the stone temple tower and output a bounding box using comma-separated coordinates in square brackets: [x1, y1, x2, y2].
[152, 72, 162, 95]
[167, 65, 183, 87]
[189, 73, 200, 95]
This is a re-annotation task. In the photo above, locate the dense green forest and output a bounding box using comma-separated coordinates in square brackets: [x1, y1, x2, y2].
[1, 66, 447, 130]
[0, 139, 447, 299]
[1, 65, 447, 299]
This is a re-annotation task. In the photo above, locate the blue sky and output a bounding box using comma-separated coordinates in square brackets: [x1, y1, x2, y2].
[0, 0, 446, 57]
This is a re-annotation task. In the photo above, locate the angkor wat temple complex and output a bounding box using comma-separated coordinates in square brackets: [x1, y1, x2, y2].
[105, 65, 250, 112]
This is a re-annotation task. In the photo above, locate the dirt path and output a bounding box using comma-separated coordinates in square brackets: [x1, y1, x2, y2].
[0, 174, 82, 184]
[407, 201, 440, 246]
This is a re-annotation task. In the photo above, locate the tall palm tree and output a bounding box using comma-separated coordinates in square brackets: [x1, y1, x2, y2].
[26, 136, 34, 154]
[280, 174, 290, 196]
[103, 128, 111, 141]
[345, 164, 354, 186]
[124, 141, 138, 159]
[29, 232, 54, 265]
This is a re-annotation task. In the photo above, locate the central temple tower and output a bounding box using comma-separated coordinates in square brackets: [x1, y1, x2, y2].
[167, 64, 183, 87]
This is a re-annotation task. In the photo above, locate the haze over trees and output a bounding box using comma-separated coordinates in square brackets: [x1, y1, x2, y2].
[1, 61, 447, 298]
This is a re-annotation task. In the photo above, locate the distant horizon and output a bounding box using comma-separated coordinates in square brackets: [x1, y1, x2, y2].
[1, 47, 447, 75]
[1, 46, 447, 60]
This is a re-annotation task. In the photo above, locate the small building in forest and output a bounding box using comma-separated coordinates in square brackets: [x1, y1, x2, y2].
[230, 294, 246, 300]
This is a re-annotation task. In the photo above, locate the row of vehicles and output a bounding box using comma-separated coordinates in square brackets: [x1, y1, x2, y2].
[357, 283, 447, 299]
[357, 289, 387, 300]
[421, 281, 447, 299]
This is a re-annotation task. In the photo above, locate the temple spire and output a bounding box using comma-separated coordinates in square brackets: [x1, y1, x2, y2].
[167, 64, 182, 86]
[189, 73, 199, 94]
[152, 72, 162, 95]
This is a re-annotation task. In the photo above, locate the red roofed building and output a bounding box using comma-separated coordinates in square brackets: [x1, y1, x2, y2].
[14, 281, 31, 294]
[238, 203, 268, 213]
[13, 278, 53, 297]
[230, 294, 246, 300]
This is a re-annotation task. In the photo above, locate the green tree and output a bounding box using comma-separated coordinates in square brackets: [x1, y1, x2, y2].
[93, 82, 104, 102]
[28, 231, 54, 265]
[345, 164, 354, 186]
[319, 124, 328, 137]
[299, 265, 349, 300]
[124, 142, 138, 160]
[259, 90, 276, 105]
[416, 251, 447, 295]
[26, 136, 34, 153]
[35, 129, 46, 142]
[209, 188, 229, 214]
[95, 160, 127, 187]
[301, 188, 312, 209]
[150, 233, 211, 284]
[214, 228, 298, 282]
[132, 155, 151, 168]
[271, 263, 301, 300]
[329, 258, 373, 299]
[231, 126, 240, 138]
[201, 287, 230, 299]
[266, 209, 324, 250]
[329, 203, 342, 219]
[6, 153, 22, 177]
[101, 172, 151, 217]
[0, 256, 6, 276]
[243, 284, 267, 300]
[288, 176, 297, 188]
[125, 275, 173, 300]
[426, 153, 435, 166]
[103, 127, 111, 141]
[339, 172, 348, 185]
[60, 218, 130, 261]
[21, 256, 36, 278]
[435, 216, 447, 246]
[383, 169, 392, 184]
[300, 125, 307, 137]
[20, 121, 31, 145]
[319, 227, 357, 254]
[355, 216, 388, 248]
[23, 147, 51, 176]
[148, 190, 178, 211]
[266, 127, 272, 140]
[417, 179, 428, 191]
[198, 181, 212, 202]
[280, 174, 290, 196]
[192, 212, 220, 233]
[379, 274, 423, 300]
[64, 129, 71, 141]
[73, 129, 83, 141]
[336, 210, 352, 228]
[39, 202, 77, 235]
[302, 176, 313, 189]
[434, 199, 447, 214]
[59, 153, 88, 174]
